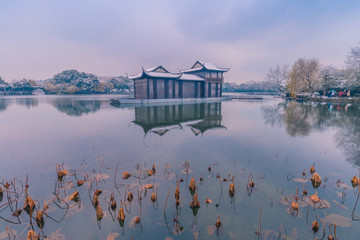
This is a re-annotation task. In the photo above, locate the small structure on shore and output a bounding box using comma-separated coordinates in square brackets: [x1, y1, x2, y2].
[129, 61, 229, 100]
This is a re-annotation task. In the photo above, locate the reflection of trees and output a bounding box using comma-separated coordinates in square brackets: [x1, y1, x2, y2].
[52, 98, 101, 116]
[0, 98, 8, 112]
[16, 98, 39, 108]
[262, 100, 360, 165]
[261, 103, 284, 127]
[283, 102, 312, 137]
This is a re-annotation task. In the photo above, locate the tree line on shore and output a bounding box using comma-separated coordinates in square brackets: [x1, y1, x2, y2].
[224, 42, 360, 96]
[0, 70, 133, 95]
[265, 42, 360, 97]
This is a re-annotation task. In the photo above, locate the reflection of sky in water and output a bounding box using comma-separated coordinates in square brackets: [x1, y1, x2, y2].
[0, 95, 360, 239]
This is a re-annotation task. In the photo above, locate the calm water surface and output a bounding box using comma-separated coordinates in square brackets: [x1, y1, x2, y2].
[0, 95, 359, 239]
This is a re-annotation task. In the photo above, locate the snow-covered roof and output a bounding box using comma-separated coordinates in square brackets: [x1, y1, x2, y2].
[129, 66, 205, 81]
[179, 74, 205, 81]
[183, 61, 230, 73]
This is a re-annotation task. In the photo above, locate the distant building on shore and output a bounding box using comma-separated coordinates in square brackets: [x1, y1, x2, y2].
[129, 61, 229, 99]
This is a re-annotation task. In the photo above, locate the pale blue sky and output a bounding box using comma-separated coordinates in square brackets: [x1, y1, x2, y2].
[1, 0, 360, 83]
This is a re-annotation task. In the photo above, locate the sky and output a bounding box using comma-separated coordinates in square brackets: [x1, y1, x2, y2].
[1, 0, 360, 83]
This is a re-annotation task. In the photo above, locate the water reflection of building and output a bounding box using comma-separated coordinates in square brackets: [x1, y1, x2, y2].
[133, 102, 226, 136]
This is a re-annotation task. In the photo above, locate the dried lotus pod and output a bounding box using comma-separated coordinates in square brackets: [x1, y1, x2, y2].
[96, 205, 104, 221]
[118, 206, 125, 221]
[77, 180, 85, 186]
[148, 170, 154, 176]
[229, 182, 235, 197]
[190, 194, 200, 209]
[312, 219, 319, 233]
[92, 195, 99, 207]
[310, 166, 315, 175]
[351, 176, 359, 188]
[27, 230, 38, 240]
[310, 192, 320, 204]
[311, 173, 322, 189]
[151, 192, 156, 202]
[36, 210, 44, 229]
[0, 187, 3, 202]
[134, 216, 141, 224]
[205, 198, 212, 204]
[290, 201, 299, 211]
[23, 196, 35, 215]
[175, 181, 180, 200]
[152, 163, 156, 174]
[208, 164, 212, 172]
[12, 209, 22, 217]
[122, 172, 131, 179]
[189, 177, 196, 193]
[144, 184, 153, 189]
[215, 214, 222, 228]
[111, 200, 117, 211]
[127, 192, 133, 202]
[94, 190, 102, 196]
[69, 191, 80, 202]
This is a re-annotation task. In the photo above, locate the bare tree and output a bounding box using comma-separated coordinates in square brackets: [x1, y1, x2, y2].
[288, 58, 320, 94]
[265, 64, 289, 92]
[320, 65, 346, 91]
[345, 42, 360, 93]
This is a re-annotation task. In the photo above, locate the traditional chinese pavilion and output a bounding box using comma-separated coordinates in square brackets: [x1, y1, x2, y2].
[129, 61, 229, 99]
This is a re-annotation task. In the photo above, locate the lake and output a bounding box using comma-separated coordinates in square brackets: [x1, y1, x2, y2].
[0, 95, 359, 239]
